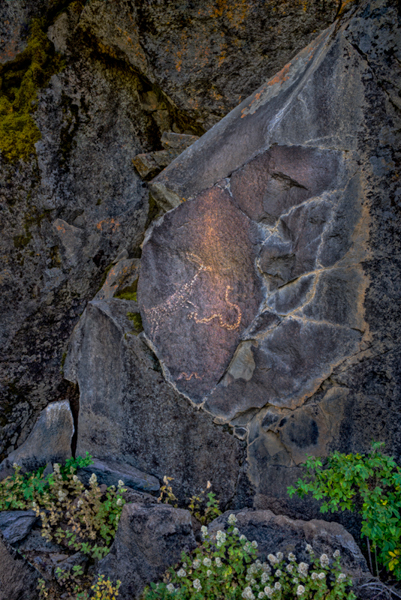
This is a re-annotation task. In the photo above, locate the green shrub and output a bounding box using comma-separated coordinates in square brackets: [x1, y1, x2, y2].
[288, 442, 401, 580]
[0, 455, 126, 560]
[0, 452, 93, 510]
[143, 515, 355, 600]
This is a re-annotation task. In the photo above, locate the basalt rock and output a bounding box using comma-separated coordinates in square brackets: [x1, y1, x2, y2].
[0, 511, 38, 545]
[0, 400, 74, 479]
[0, 0, 339, 463]
[0, 530, 41, 600]
[96, 502, 196, 600]
[64, 298, 244, 505]
[139, 0, 401, 517]
[208, 509, 369, 583]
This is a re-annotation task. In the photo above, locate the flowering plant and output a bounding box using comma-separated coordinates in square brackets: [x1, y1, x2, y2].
[142, 515, 356, 600]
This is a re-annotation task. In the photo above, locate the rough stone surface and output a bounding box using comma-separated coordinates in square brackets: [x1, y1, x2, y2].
[64, 299, 244, 504]
[97, 502, 196, 600]
[0, 0, 338, 462]
[139, 186, 263, 402]
[209, 509, 368, 581]
[0, 400, 74, 478]
[0, 511, 38, 545]
[0, 530, 40, 600]
[77, 459, 160, 493]
[140, 0, 401, 518]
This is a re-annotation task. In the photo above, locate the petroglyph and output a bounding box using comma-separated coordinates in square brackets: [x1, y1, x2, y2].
[143, 254, 242, 335]
[187, 285, 242, 331]
[178, 372, 202, 381]
[142, 253, 211, 334]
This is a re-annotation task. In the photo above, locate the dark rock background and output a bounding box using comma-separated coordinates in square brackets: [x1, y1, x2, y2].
[0, 0, 339, 462]
[0, 0, 400, 545]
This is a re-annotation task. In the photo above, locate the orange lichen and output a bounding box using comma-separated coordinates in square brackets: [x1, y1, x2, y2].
[96, 218, 120, 233]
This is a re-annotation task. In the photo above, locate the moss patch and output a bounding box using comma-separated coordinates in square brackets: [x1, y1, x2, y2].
[127, 311, 143, 333]
[0, 18, 65, 162]
[115, 278, 138, 301]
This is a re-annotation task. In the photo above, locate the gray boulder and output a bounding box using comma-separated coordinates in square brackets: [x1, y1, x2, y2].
[0, 400, 74, 478]
[208, 509, 368, 582]
[0, 511, 38, 545]
[0, 530, 40, 600]
[97, 502, 197, 600]
[64, 298, 244, 505]
[77, 459, 160, 493]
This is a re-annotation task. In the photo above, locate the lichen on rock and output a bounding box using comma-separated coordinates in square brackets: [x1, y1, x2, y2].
[0, 18, 65, 162]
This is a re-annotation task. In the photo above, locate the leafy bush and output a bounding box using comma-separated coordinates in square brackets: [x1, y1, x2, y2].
[38, 573, 121, 600]
[288, 442, 401, 580]
[188, 481, 222, 525]
[0, 455, 126, 559]
[0, 453, 93, 510]
[143, 515, 355, 600]
[158, 477, 222, 526]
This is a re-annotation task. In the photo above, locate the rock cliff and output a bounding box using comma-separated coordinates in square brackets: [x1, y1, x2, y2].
[0, 0, 339, 461]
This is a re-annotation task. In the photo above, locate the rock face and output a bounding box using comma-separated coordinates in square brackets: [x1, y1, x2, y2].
[64, 298, 244, 504]
[77, 459, 160, 493]
[208, 510, 368, 581]
[97, 502, 197, 600]
[0, 0, 339, 463]
[0, 400, 74, 478]
[0, 530, 40, 600]
[139, 0, 401, 516]
[0, 511, 38, 545]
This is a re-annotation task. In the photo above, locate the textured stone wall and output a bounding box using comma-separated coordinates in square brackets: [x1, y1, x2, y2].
[0, 0, 339, 459]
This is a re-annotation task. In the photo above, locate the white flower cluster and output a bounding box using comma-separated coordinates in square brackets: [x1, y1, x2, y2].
[118, 480, 124, 488]
[228, 513, 237, 525]
[216, 529, 226, 547]
[215, 557, 222, 567]
[193, 579, 201, 591]
[288, 552, 296, 562]
[320, 553, 330, 567]
[296, 584, 305, 596]
[203, 557, 211, 567]
[242, 586, 255, 600]
[116, 498, 122, 506]
[201, 525, 208, 539]
[176, 568, 186, 578]
[192, 559, 200, 569]
[333, 550, 341, 558]
[337, 573, 346, 582]
[89, 473, 97, 485]
[166, 583, 175, 593]
[298, 562, 309, 576]
[53, 463, 60, 474]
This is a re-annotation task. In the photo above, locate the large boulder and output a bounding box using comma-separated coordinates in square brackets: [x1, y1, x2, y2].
[208, 510, 368, 583]
[138, 0, 401, 517]
[0, 400, 74, 479]
[97, 502, 197, 600]
[64, 298, 244, 505]
[0, 511, 38, 545]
